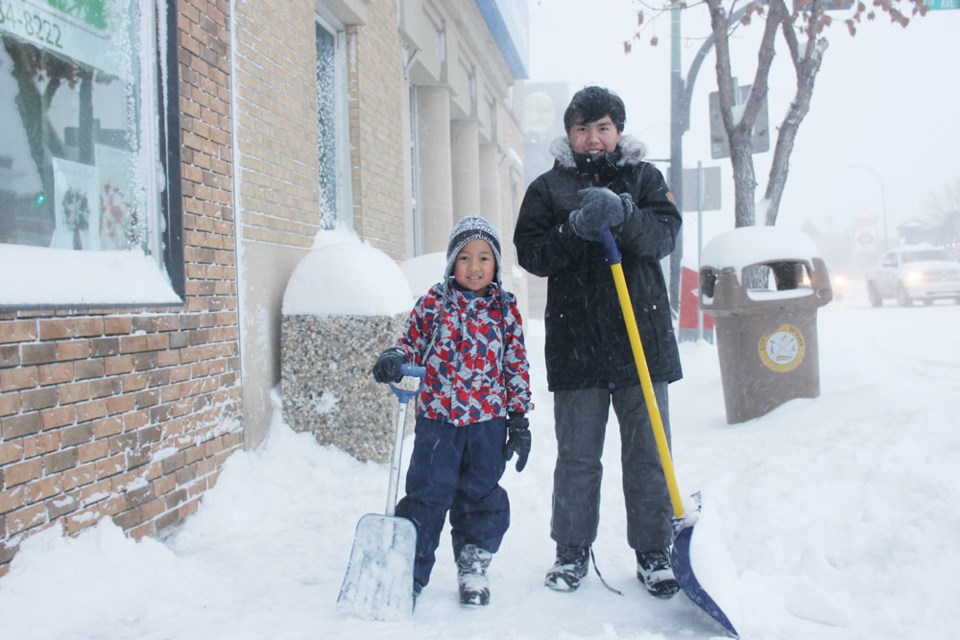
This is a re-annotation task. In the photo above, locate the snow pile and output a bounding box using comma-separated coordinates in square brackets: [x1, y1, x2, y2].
[283, 228, 412, 316]
[700, 226, 822, 274]
[399, 252, 447, 299]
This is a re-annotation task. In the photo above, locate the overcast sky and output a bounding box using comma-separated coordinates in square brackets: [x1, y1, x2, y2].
[524, 0, 960, 248]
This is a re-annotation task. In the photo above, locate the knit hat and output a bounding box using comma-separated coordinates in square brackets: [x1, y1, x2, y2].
[445, 215, 502, 283]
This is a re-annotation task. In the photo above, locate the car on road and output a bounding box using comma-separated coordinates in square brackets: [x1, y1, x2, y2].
[865, 244, 960, 307]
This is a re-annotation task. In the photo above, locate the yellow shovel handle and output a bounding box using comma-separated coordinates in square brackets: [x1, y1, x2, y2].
[608, 261, 685, 519]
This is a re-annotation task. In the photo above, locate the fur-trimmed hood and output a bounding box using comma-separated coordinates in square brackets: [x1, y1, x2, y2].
[549, 134, 648, 170]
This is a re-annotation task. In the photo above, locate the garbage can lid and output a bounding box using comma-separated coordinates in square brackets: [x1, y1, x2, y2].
[702, 226, 821, 272]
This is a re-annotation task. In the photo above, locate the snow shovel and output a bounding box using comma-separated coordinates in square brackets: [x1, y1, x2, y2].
[337, 364, 425, 621]
[599, 227, 738, 639]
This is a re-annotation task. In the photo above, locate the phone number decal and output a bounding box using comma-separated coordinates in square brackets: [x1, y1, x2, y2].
[0, 0, 70, 50]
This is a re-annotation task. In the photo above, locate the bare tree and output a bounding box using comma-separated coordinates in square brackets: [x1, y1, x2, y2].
[922, 177, 960, 248]
[923, 177, 960, 216]
[630, 0, 929, 228]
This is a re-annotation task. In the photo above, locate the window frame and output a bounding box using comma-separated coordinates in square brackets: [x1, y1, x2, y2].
[160, 1, 184, 298]
[408, 84, 422, 256]
[314, 11, 352, 231]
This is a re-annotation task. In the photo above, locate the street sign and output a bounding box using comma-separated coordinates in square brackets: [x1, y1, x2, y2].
[682, 166, 722, 212]
[853, 214, 880, 252]
[793, 0, 855, 10]
[709, 85, 770, 159]
[924, 0, 958, 9]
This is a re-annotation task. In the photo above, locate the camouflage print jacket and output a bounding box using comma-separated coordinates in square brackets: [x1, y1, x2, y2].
[394, 280, 533, 425]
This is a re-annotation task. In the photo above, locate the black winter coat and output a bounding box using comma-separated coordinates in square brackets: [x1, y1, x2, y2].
[513, 135, 683, 391]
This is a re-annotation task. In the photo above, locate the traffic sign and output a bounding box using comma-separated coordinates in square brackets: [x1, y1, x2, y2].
[793, 0, 855, 10]
[682, 166, 722, 212]
[708, 84, 770, 159]
[924, 0, 958, 9]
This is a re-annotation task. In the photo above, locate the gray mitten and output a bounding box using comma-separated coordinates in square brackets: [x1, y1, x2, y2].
[567, 188, 633, 241]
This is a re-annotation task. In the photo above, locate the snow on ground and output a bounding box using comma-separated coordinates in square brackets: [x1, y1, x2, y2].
[1, 278, 959, 639]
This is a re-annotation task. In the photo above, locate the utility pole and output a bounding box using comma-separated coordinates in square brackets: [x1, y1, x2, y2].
[668, 3, 683, 314]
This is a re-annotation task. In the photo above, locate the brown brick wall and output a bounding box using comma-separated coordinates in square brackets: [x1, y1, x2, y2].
[0, 0, 243, 575]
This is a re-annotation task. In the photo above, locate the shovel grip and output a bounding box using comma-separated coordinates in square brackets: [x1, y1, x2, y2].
[600, 227, 622, 265]
[388, 365, 425, 404]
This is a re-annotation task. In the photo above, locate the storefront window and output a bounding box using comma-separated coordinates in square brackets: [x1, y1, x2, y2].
[0, 0, 182, 306]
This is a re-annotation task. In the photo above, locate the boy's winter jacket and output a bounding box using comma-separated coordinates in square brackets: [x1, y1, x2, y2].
[514, 135, 683, 391]
[395, 280, 532, 426]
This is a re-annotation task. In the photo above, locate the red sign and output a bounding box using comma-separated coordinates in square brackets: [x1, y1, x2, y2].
[679, 266, 714, 333]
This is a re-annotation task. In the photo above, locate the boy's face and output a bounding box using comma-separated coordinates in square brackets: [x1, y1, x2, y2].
[567, 115, 621, 156]
[453, 238, 496, 293]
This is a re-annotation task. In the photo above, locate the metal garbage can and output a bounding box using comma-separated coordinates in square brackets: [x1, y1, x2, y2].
[699, 226, 832, 424]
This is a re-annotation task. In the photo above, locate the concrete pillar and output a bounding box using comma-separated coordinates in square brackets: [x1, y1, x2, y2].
[479, 142, 501, 228]
[451, 119, 481, 220]
[416, 86, 453, 254]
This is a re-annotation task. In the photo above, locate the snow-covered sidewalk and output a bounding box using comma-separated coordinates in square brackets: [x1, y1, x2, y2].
[2, 289, 959, 639]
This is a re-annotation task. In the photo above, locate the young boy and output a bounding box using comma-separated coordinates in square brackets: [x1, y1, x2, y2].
[372, 215, 533, 606]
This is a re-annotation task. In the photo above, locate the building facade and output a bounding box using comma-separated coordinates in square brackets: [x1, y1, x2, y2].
[0, 0, 527, 575]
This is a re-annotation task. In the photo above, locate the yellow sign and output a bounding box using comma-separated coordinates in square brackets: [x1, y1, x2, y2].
[758, 324, 806, 372]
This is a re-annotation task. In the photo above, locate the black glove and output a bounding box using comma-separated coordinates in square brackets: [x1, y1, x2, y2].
[503, 412, 531, 472]
[566, 187, 634, 242]
[372, 347, 405, 383]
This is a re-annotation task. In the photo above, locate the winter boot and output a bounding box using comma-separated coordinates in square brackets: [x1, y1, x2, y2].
[544, 545, 590, 592]
[636, 548, 680, 598]
[457, 544, 492, 606]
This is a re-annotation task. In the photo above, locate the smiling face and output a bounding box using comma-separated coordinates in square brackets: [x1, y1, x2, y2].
[453, 238, 496, 293]
[567, 114, 622, 156]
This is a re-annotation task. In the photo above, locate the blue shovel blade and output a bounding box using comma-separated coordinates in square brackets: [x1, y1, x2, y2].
[672, 522, 739, 638]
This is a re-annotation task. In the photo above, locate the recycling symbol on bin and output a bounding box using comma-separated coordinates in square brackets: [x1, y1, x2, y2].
[758, 324, 806, 373]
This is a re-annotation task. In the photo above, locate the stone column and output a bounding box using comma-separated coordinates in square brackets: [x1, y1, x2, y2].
[451, 118, 481, 219]
[479, 142, 501, 229]
[416, 85, 453, 254]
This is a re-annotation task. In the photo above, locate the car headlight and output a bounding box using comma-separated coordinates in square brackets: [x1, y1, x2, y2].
[906, 270, 924, 284]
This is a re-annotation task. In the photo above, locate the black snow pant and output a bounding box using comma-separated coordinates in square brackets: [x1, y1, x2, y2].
[395, 416, 509, 589]
[550, 384, 673, 553]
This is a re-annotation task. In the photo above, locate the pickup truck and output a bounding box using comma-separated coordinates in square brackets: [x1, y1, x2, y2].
[865, 244, 960, 307]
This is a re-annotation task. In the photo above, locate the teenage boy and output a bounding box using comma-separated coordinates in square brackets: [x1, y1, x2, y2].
[513, 86, 683, 598]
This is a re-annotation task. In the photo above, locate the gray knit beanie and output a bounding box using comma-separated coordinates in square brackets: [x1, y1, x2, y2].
[445, 215, 502, 283]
